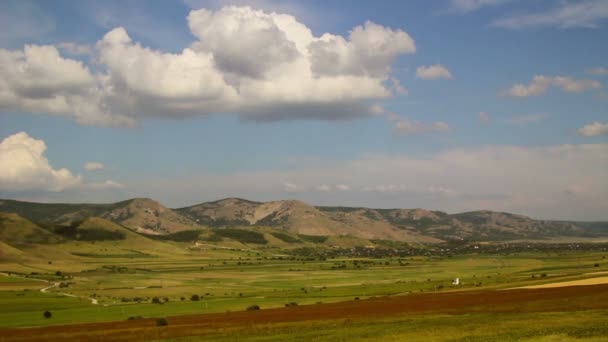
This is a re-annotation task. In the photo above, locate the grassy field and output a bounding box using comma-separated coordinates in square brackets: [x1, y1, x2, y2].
[1, 227, 608, 341]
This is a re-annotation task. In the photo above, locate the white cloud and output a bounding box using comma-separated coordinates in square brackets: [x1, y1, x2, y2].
[308, 20, 415, 77]
[578, 122, 608, 136]
[0, 132, 82, 192]
[123, 143, 608, 220]
[316, 184, 332, 192]
[587, 67, 608, 76]
[492, 0, 608, 29]
[0, 132, 127, 194]
[0, 6, 417, 126]
[505, 113, 549, 125]
[416, 64, 453, 80]
[393, 119, 451, 135]
[447, 0, 511, 13]
[0, 44, 134, 126]
[391, 77, 409, 95]
[84, 162, 105, 171]
[336, 184, 351, 191]
[283, 181, 305, 192]
[86, 180, 125, 190]
[479, 111, 490, 123]
[506, 75, 601, 97]
[58, 42, 93, 56]
[427, 185, 456, 195]
[369, 103, 385, 116]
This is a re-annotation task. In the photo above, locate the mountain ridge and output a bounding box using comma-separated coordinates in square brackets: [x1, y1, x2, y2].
[1, 197, 607, 242]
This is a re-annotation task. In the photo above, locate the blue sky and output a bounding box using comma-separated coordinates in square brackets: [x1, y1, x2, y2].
[0, 0, 607, 220]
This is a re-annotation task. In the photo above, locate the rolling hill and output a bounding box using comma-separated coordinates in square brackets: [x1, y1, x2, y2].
[1, 197, 607, 243]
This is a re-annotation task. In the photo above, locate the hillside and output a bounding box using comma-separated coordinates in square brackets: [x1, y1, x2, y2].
[0, 198, 202, 234]
[1, 198, 607, 242]
[0, 213, 61, 246]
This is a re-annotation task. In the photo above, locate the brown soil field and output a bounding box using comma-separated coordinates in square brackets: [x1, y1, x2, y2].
[2, 284, 608, 342]
[517, 276, 608, 289]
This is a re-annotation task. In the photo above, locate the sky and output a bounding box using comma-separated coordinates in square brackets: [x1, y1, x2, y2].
[0, 0, 607, 220]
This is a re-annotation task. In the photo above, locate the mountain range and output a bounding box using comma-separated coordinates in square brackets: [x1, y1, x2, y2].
[1, 197, 606, 243]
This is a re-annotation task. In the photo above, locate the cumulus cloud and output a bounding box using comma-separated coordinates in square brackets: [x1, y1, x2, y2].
[492, 0, 608, 29]
[0, 6, 416, 126]
[416, 64, 453, 80]
[0, 44, 134, 126]
[0, 132, 82, 192]
[393, 119, 451, 135]
[0, 132, 126, 194]
[57, 42, 93, 56]
[505, 75, 601, 97]
[84, 162, 105, 171]
[578, 122, 608, 136]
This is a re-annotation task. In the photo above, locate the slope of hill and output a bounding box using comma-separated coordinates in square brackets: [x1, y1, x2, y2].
[0, 213, 61, 246]
[177, 199, 438, 243]
[1, 198, 607, 242]
[0, 198, 202, 234]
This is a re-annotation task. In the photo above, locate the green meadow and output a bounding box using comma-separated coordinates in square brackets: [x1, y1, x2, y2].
[1, 238, 606, 329]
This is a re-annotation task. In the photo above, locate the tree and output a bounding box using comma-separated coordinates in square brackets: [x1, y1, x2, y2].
[43, 310, 52, 319]
[190, 294, 200, 301]
[156, 318, 168, 326]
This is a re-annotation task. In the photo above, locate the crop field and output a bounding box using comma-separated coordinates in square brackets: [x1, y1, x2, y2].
[1, 240, 608, 341]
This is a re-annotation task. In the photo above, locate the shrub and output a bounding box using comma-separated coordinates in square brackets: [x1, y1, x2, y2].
[190, 294, 200, 301]
[270, 232, 300, 243]
[297, 234, 328, 243]
[152, 297, 162, 304]
[246, 304, 260, 311]
[156, 318, 169, 326]
[127, 316, 144, 320]
[214, 229, 267, 244]
[43, 310, 52, 319]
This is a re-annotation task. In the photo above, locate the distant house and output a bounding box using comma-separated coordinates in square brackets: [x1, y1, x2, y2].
[452, 278, 460, 285]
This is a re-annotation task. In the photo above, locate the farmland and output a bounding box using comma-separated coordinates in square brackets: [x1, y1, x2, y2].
[1, 239, 608, 341]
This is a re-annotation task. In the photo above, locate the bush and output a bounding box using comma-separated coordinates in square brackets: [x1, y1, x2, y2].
[190, 294, 200, 301]
[156, 318, 169, 326]
[270, 232, 300, 243]
[297, 234, 329, 243]
[156, 230, 201, 242]
[285, 302, 298, 307]
[214, 229, 267, 244]
[127, 316, 144, 320]
[43, 310, 52, 319]
[152, 297, 162, 304]
[246, 304, 260, 311]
